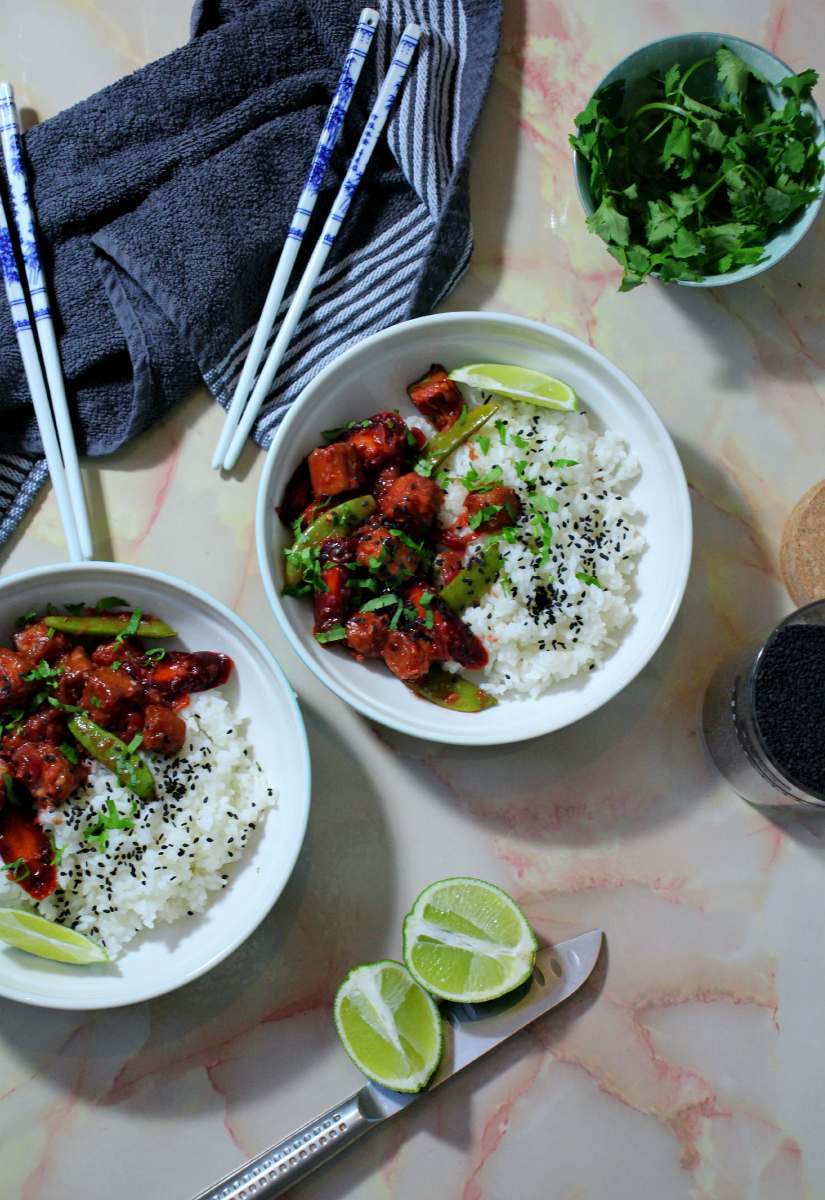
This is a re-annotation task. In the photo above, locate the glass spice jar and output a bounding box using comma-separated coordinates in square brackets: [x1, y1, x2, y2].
[702, 599, 825, 810]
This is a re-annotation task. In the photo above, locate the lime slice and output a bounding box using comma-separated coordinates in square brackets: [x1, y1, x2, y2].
[0, 908, 109, 964]
[334, 960, 442, 1092]
[402, 877, 537, 1002]
[449, 364, 577, 411]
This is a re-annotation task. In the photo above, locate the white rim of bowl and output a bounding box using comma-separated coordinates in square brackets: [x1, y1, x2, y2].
[571, 32, 825, 288]
[256, 310, 692, 745]
[0, 561, 311, 1008]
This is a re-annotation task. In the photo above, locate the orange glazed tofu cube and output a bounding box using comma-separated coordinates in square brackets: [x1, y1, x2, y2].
[308, 442, 366, 500]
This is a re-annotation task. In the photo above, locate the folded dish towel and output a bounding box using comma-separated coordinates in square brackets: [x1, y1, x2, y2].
[0, 0, 501, 548]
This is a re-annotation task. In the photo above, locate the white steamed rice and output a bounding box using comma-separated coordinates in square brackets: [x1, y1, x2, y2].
[412, 390, 646, 698]
[0, 690, 277, 957]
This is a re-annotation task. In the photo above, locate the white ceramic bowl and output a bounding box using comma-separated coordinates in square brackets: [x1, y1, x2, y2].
[257, 312, 692, 745]
[0, 563, 310, 1009]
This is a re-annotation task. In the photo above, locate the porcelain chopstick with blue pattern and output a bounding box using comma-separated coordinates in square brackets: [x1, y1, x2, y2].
[212, 8, 380, 471]
[0, 193, 82, 561]
[222, 22, 421, 471]
[0, 83, 93, 558]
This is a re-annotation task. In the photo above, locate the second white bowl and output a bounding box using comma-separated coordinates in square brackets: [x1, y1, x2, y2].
[257, 311, 692, 745]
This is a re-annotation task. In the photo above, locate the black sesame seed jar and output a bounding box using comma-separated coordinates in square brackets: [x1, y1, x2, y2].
[702, 601, 825, 810]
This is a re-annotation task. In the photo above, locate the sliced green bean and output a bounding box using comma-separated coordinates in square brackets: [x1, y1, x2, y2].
[439, 543, 502, 615]
[415, 402, 499, 476]
[408, 664, 497, 712]
[68, 714, 155, 801]
[45, 615, 177, 638]
[284, 495, 377, 586]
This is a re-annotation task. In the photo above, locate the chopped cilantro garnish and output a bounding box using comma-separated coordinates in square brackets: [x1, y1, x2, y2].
[530, 493, 560, 514]
[469, 504, 503, 530]
[314, 626, 348, 643]
[514, 460, 528, 479]
[48, 833, 64, 867]
[458, 405, 467, 426]
[466, 466, 503, 493]
[90, 696, 102, 709]
[13, 607, 37, 629]
[552, 459, 579, 469]
[477, 435, 491, 455]
[64, 602, 86, 616]
[499, 525, 519, 544]
[3, 857, 30, 883]
[22, 659, 64, 683]
[60, 742, 79, 764]
[145, 648, 166, 661]
[94, 596, 130, 611]
[406, 429, 418, 446]
[576, 572, 602, 588]
[85, 797, 137, 854]
[2, 774, 19, 806]
[389, 601, 403, 630]
[495, 420, 507, 445]
[126, 733, 143, 754]
[360, 594, 398, 613]
[414, 460, 433, 478]
[425, 609, 435, 629]
[511, 432, 529, 450]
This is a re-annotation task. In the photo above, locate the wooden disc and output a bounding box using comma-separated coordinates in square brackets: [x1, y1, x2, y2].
[781, 479, 825, 606]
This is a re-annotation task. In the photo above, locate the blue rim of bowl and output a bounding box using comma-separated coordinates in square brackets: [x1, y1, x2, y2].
[255, 310, 693, 745]
[0, 560, 311, 1009]
[572, 32, 825, 288]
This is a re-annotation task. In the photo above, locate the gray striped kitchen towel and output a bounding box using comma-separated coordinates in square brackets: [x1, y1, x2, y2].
[0, 0, 501, 549]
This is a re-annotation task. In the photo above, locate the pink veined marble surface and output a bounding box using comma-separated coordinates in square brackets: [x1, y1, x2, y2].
[2, 1, 825, 1197]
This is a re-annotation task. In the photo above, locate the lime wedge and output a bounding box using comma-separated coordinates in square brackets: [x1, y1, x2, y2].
[334, 960, 442, 1092]
[402, 877, 537, 1002]
[449, 364, 577, 411]
[0, 908, 109, 964]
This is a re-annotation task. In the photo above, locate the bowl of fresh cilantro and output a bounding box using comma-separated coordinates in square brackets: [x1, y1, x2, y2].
[570, 33, 825, 290]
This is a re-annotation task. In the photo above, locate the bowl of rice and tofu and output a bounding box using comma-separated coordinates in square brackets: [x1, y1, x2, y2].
[0, 562, 310, 1009]
[257, 311, 692, 745]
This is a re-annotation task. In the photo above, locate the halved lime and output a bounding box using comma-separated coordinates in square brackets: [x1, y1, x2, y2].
[334, 960, 442, 1092]
[402, 877, 537, 1003]
[0, 908, 109, 964]
[449, 364, 577, 411]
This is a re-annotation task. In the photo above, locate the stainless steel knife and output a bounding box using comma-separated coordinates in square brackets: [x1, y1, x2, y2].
[190, 929, 602, 1200]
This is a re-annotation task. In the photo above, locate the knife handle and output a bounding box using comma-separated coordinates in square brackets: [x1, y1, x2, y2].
[190, 1090, 379, 1200]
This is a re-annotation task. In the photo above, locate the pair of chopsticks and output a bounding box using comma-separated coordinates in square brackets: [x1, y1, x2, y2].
[213, 13, 422, 472]
[0, 84, 92, 561]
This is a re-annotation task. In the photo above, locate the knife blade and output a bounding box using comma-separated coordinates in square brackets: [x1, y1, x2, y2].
[190, 929, 602, 1200]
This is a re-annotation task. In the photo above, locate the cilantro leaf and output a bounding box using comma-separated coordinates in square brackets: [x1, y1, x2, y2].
[576, 572, 602, 589]
[314, 626, 348, 644]
[94, 596, 130, 611]
[586, 197, 630, 247]
[64, 602, 86, 617]
[14, 608, 37, 629]
[360, 594, 399, 613]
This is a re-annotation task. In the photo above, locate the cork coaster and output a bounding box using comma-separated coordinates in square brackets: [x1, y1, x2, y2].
[781, 479, 825, 606]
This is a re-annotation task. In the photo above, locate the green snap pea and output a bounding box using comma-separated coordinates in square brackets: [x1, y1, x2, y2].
[407, 664, 497, 712]
[415, 402, 499, 476]
[284, 495, 377, 586]
[45, 615, 177, 638]
[439, 543, 502, 615]
[68, 714, 155, 801]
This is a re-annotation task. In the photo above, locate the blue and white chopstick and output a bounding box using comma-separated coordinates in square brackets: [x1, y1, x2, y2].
[0, 83, 93, 559]
[222, 22, 421, 471]
[212, 7, 380, 470]
[0, 195, 82, 561]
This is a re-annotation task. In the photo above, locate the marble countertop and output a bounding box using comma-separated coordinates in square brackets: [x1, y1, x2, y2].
[3, 2, 825, 1197]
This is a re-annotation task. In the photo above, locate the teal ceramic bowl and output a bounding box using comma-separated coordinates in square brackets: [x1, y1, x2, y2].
[572, 33, 825, 287]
